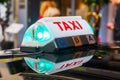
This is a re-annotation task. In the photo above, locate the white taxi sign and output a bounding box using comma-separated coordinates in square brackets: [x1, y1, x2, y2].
[21, 16, 95, 51]
[38, 16, 94, 38]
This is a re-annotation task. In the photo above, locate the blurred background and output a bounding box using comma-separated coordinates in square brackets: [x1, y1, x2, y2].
[0, 0, 110, 50]
[0, 0, 120, 80]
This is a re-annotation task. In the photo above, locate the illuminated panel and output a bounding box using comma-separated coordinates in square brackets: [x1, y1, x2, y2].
[72, 36, 82, 47]
[55, 38, 68, 49]
[86, 35, 96, 44]
[55, 35, 95, 50]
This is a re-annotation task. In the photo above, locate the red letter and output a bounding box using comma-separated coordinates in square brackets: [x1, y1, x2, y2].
[73, 60, 83, 66]
[58, 64, 65, 70]
[68, 21, 80, 30]
[76, 21, 83, 29]
[62, 21, 72, 31]
[53, 22, 64, 31]
[64, 62, 73, 68]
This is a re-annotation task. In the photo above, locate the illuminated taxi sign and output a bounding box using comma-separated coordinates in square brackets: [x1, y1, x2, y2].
[20, 16, 95, 53]
[38, 16, 94, 38]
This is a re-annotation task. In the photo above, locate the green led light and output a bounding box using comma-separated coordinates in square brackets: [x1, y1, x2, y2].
[37, 59, 54, 73]
[24, 57, 54, 74]
[22, 22, 52, 43]
[23, 29, 33, 42]
[35, 23, 52, 42]
[86, 21, 94, 34]
[25, 57, 35, 68]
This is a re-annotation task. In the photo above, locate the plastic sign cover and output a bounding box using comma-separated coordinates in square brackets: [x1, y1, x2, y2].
[21, 16, 94, 47]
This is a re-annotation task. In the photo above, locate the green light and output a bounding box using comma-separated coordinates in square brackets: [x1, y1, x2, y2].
[22, 23, 52, 43]
[86, 21, 94, 34]
[35, 23, 52, 42]
[24, 58, 35, 69]
[24, 57, 55, 74]
[23, 28, 33, 42]
[37, 59, 54, 73]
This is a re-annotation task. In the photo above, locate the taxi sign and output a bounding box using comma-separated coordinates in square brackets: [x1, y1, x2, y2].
[20, 16, 95, 53]
[38, 16, 94, 39]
